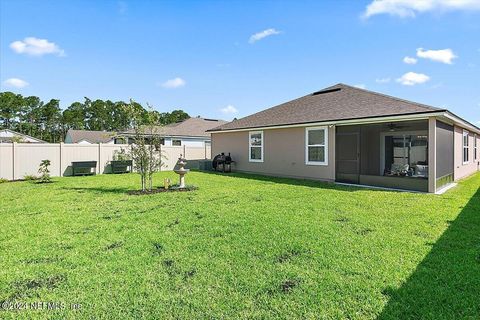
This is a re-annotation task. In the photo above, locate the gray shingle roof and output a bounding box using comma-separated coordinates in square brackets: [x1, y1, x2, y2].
[66, 129, 115, 143]
[161, 117, 228, 137]
[120, 117, 228, 137]
[208, 83, 444, 131]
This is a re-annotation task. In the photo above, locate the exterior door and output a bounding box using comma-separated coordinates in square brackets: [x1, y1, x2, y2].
[336, 132, 360, 184]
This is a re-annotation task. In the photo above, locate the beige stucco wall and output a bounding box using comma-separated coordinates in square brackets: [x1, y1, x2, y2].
[454, 126, 480, 180]
[211, 126, 336, 181]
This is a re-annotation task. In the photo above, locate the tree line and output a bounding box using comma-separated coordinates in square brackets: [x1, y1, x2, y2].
[0, 91, 190, 143]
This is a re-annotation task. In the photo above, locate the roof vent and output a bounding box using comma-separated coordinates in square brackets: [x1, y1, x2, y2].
[312, 88, 342, 96]
[203, 118, 219, 121]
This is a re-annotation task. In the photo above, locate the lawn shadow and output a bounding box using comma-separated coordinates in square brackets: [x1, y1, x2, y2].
[63, 186, 131, 194]
[377, 187, 480, 319]
[198, 170, 407, 193]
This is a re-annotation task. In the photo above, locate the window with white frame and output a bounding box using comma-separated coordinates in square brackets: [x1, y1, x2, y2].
[475, 134, 478, 161]
[172, 139, 182, 146]
[463, 130, 469, 164]
[249, 131, 263, 162]
[306, 127, 328, 165]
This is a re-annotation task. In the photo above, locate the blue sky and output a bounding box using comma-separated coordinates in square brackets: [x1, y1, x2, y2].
[1, 0, 479, 124]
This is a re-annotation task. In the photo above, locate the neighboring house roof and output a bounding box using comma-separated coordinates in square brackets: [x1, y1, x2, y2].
[162, 117, 228, 137]
[66, 129, 115, 143]
[120, 117, 228, 138]
[208, 83, 447, 132]
[0, 129, 46, 143]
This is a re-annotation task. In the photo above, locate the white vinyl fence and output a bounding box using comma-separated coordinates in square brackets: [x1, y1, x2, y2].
[0, 143, 211, 180]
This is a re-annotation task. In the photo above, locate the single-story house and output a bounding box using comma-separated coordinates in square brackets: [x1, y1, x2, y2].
[65, 117, 227, 147]
[65, 129, 116, 144]
[0, 129, 46, 143]
[208, 83, 480, 193]
[118, 117, 227, 147]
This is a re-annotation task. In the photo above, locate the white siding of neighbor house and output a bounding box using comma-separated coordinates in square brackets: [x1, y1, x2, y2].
[163, 137, 209, 147]
[76, 139, 115, 145]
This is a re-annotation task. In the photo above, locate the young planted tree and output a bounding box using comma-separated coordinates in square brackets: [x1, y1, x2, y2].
[129, 102, 167, 192]
[38, 160, 52, 183]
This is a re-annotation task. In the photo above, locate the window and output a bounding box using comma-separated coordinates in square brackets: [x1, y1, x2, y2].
[114, 137, 126, 144]
[305, 127, 328, 165]
[249, 131, 263, 162]
[172, 139, 181, 146]
[154, 138, 165, 151]
[384, 134, 428, 177]
[463, 130, 469, 164]
[475, 134, 477, 161]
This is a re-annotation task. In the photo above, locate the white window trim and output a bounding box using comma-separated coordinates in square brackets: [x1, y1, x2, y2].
[249, 131, 264, 163]
[463, 130, 469, 165]
[305, 126, 328, 166]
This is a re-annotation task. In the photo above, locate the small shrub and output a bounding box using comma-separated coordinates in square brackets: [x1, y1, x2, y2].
[113, 147, 131, 161]
[37, 160, 52, 183]
[23, 174, 38, 181]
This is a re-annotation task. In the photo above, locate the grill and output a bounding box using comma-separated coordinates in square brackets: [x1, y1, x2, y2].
[212, 153, 234, 173]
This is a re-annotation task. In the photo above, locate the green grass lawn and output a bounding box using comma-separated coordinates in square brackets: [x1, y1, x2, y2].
[0, 171, 479, 319]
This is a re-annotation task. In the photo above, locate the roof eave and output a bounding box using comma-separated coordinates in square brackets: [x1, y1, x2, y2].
[441, 111, 480, 134]
[208, 110, 447, 133]
[117, 132, 210, 138]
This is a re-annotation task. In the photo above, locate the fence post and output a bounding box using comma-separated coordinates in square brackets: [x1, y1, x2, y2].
[98, 143, 102, 174]
[12, 142, 16, 180]
[159, 143, 164, 171]
[59, 142, 63, 177]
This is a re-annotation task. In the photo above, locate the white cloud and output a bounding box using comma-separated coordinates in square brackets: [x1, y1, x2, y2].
[220, 105, 238, 115]
[403, 56, 417, 64]
[160, 77, 186, 89]
[396, 72, 430, 86]
[3, 78, 29, 88]
[10, 37, 65, 57]
[249, 28, 281, 44]
[376, 77, 391, 83]
[354, 84, 367, 89]
[416, 48, 457, 64]
[363, 0, 480, 18]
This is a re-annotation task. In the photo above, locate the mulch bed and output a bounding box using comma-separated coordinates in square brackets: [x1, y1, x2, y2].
[127, 185, 198, 196]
